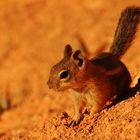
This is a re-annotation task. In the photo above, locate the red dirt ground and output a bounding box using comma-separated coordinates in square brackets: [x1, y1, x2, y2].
[0, 0, 140, 139]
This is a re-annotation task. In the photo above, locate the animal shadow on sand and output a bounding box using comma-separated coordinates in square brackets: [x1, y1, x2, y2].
[107, 78, 140, 108]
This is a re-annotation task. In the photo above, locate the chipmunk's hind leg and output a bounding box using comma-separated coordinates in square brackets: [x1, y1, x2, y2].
[106, 78, 140, 109]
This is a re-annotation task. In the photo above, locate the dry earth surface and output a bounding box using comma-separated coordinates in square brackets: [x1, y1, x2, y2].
[0, 0, 140, 139]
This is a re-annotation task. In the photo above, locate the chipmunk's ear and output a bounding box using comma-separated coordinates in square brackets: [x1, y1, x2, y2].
[64, 44, 73, 59]
[73, 50, 85, 67]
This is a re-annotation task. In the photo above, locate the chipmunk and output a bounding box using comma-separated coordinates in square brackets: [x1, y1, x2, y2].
[47, 6, 140, 126]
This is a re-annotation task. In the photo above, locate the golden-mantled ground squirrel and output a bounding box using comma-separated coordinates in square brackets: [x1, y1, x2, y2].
[47, 6, 140, 126]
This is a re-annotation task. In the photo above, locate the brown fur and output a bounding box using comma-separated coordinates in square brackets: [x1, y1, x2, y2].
[47, 6, 140, 126]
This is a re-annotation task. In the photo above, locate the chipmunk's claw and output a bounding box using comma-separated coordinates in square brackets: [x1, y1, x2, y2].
[69, 115, 84, 127]
[69, 120, 79, 127]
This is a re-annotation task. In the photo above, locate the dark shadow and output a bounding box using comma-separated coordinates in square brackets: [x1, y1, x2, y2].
[107, 77, 140, 109]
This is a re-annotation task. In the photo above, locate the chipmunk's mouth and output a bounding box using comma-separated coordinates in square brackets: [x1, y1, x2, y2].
[47, 85, 63, 92]
[56, 86, 70, 92]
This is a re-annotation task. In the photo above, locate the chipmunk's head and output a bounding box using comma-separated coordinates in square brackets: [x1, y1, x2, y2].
[47, 45, 88, 91]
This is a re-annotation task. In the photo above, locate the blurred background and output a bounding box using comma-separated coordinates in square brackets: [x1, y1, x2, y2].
[0, 0, 140, 139]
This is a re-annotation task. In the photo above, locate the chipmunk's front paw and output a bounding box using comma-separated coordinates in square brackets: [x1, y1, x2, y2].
[69, 114, 84, 127]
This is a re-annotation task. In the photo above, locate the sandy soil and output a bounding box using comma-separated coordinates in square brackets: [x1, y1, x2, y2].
[0, 0, 140, 139]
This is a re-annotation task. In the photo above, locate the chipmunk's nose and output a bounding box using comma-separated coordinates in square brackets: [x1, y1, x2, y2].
[47, 79, 53, 89]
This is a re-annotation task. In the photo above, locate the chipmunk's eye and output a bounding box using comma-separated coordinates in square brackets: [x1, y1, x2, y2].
[59, 70, 69, 80]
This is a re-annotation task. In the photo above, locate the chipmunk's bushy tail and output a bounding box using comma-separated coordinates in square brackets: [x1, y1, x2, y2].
[110, 6, 140, 58]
